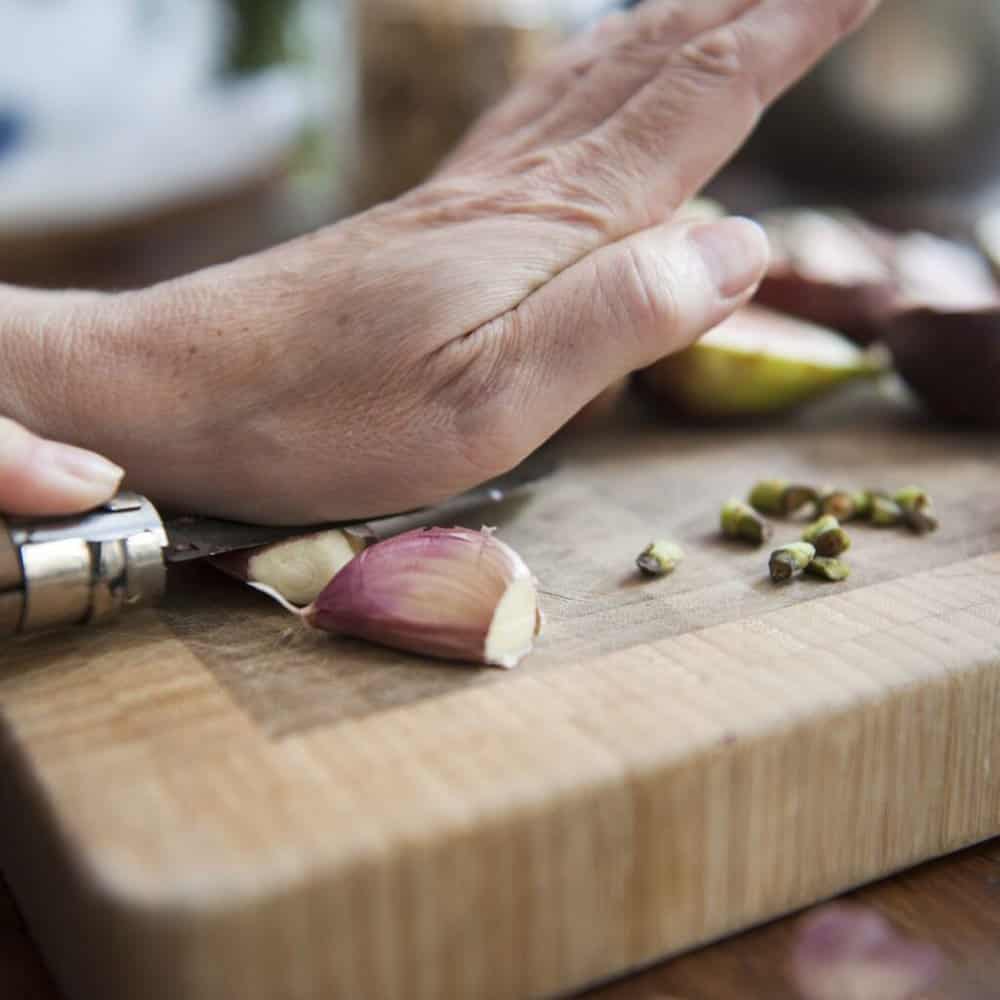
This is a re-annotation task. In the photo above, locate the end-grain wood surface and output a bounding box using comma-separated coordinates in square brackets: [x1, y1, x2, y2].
[2, 387, 1000, 999]
[5, 841, 1000, 998]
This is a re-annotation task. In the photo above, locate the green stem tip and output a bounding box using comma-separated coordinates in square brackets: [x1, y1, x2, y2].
[769, 542, 816, 583]
[637, 540, 685, 577]
[802, 515, 852, 557]
[893, 487, 939, 534]
[750, 480, 818, 518]
[819, 489, 871, 522]
[806, 556, 851, 582]
[871, 496, 905, 527]
[722, 500, 773, 546]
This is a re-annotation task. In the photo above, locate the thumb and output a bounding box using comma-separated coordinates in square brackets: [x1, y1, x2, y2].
[0, 417, 124, 517]
[491, 216, 769, 437]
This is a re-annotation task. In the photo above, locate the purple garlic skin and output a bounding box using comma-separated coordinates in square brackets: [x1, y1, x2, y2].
[306, 527, 540, 668]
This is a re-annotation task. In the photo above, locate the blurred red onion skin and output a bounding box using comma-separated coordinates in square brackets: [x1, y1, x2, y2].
[885, 307, 1000, 427]
[790, 904, 944, 1000]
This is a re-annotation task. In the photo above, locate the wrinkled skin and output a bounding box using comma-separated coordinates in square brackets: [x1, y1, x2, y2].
[1, 0, 881, 522]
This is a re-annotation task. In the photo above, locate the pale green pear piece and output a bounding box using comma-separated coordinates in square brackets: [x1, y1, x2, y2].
[644, 307, 884, 419]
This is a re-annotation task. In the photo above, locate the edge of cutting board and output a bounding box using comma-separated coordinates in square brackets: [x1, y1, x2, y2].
[3, 553, 1000, 1000]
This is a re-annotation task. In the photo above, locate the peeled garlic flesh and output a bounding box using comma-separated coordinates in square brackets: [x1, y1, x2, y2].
[211, 528, 367, 607]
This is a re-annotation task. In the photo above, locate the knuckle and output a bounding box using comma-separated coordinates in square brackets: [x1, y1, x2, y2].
[534, 42, 602, 106]
[674, 23, 765, 120]
[678, 24, 747, 84]
[513, 147, 622, 234]
[603, 242, 680, 344]
[407, 150, 622, 237]
[624, 243, 680, 338]
[608, 3, 686, 69]
[566, 53, 597, 83]
[631, 1, 686, 49]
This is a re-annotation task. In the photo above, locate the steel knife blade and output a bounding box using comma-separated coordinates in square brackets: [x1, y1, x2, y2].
[161, 447, 558, 563]
[1, 449, 557, 639]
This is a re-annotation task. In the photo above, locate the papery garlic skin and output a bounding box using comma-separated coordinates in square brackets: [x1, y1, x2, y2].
[306, 527, 540, 668]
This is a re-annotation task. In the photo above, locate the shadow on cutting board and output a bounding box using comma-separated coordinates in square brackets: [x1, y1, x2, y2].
[149, 385, 1000, 741]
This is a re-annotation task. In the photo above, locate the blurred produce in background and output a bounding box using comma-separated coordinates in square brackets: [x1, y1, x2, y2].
[0, 0, 606, 288]
[717, 0, 1000, 234]
[4, 0, 1000, 430]
[352, 0, 605, 210]
[0, 0, 354, 289]
[618, 0, 1000, 430]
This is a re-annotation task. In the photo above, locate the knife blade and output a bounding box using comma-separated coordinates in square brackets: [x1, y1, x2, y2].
[161, 446, 557, 562]
[1, 448, 558, 639]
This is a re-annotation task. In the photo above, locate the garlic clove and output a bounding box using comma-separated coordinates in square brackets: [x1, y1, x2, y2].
[210, 528, 369, 607]
[305, 527, 540, 668]
[484, 573, 541, 669]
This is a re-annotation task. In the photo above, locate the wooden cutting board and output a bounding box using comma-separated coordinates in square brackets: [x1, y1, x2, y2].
[2, 386, 1000, 1000]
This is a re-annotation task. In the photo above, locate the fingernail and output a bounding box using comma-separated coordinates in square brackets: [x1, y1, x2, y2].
[42, 441, 124, 499]
[689, 217, 770, 299]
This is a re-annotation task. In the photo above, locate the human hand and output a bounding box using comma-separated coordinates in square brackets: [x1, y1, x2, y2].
[0, 417, 123, 518]
[11, 0, 881, 524]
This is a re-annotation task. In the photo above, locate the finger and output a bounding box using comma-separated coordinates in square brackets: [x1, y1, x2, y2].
[566, 0, 881, 227]
[441, 0, 760, 173]
[477, 216, 769, 447]
[437, 10, 633, 174]
[0, 417, 124, 517]
[495, 0, 764, 158]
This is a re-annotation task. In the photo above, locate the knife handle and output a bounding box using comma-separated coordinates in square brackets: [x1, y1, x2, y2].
[0, 493, 168, 639]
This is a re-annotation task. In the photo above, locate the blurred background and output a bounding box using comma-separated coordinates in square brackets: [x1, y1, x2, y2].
[3, 0, 1000, 290]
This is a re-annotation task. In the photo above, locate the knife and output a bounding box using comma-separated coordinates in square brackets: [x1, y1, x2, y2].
[0, 449, 556, 640]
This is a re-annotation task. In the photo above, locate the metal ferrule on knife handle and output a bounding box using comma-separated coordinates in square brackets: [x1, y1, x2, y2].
[0, 493, 168, 639]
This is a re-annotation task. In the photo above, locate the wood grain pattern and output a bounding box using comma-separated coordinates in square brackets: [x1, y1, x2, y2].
[2, 390, 1000, 1000]
[166, 394, 1000, 739]
[586, 838, 1000, 999]
[7, 842, 1000, 999]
